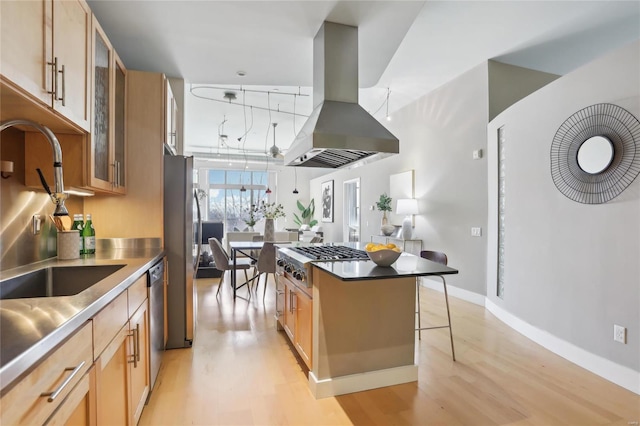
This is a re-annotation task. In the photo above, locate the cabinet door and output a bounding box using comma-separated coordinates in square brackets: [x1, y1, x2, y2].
[0, 0, 51, 106]
[283, 281, 296, 341]
[295, 290, 313, 369]
[128, 301, 150, 425]
[165, 78, 177, 151]
[52, 0, 91, 130]
[89, 16, 113, 192]
[95, 325, 129, 426]
[0, 323, 92, 426]
[113, 53, 127, 193]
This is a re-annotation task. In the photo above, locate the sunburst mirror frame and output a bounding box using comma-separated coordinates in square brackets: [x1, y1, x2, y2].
[550, 103, 640, 204]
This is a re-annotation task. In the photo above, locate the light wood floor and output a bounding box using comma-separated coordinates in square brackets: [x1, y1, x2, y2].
[140, 275, 639, 425]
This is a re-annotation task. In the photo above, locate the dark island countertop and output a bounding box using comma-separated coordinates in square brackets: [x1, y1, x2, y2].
[0, 241, 164, 392]
[311, 252, 458, 281]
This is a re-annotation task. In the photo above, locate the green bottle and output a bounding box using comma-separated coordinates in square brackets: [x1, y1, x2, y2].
[82, 214, 96, 255]
[71, 214, 84, 255]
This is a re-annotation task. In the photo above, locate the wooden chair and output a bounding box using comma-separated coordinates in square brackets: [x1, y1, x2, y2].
[208, 238, 254, 298]
[417, 250, 455, 361]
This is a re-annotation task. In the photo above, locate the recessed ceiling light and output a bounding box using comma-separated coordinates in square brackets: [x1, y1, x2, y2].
[236, 70, 246, 77]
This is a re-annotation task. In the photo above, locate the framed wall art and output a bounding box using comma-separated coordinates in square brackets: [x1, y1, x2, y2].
[321, 180, 334, 222]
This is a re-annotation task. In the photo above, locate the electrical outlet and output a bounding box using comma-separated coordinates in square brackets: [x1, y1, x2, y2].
[614, 324, 627, 344]
[32, 215, 42, 235]
[471, 227, 482, 237]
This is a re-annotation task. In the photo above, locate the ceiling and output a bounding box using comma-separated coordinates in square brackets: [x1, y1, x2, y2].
[88, 1, 640, 162]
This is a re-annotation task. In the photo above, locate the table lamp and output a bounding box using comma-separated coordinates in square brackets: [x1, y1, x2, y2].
[396, 199, 419, 240]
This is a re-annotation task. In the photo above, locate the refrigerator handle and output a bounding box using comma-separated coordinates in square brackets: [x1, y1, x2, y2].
[193, 189, 202, 277]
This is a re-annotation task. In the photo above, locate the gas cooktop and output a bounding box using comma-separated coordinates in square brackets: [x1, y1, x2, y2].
[289, 245, 369, 261]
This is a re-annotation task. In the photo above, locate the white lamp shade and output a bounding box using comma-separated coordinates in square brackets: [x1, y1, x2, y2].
[396, 199, 419, 215]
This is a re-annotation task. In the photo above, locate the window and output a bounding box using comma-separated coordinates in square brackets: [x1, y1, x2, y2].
[201, 170, 269, 232]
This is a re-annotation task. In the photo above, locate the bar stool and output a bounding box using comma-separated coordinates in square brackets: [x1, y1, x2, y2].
[417, 250, 455, 361]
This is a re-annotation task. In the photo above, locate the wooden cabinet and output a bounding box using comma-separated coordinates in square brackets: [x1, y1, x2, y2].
[295, 289, 313, 368]
[165, 79, 177, 153]
[94, 275, 150, 426]
[0, 322, 93, 426]
[89, 15, 127, 194]
[283, 279, 296, 341]
[280, 275, 313, 369]
[23, 16, 128, 195]
[44, 365, 96, 426]
[128, 302, 150, 425]
[0, 0, 91, 131]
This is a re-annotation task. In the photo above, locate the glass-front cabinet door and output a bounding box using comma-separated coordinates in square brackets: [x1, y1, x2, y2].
[89, 15, 126, 194]
[113, 54, 126, 191]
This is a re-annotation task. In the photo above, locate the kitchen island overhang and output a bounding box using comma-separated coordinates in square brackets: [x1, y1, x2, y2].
[276, 247, 458, 399]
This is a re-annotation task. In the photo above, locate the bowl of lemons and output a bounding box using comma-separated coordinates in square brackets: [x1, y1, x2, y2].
[364, 242, 402, 267]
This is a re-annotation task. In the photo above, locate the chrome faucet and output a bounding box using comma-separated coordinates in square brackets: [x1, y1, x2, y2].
[0, 119, 69, 216]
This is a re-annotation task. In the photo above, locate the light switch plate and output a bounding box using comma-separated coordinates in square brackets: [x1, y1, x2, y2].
[32, 214, 42, 235]
[471, 227, 482, 237]
[473, 149, 483, 160]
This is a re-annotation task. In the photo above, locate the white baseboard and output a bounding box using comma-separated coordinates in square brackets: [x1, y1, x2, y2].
[308, 365, 418, 399]
[485, 298, 640, 395]
[420, 278, 486, 307]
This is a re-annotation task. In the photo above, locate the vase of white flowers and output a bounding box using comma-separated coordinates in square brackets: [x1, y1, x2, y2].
[257, 201, 285, 241]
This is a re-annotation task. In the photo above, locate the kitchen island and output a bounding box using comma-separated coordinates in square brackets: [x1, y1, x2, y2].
[275, 244, 458, 398]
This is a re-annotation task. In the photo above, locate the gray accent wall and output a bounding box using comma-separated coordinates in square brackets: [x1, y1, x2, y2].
[487, 40, 640, 371]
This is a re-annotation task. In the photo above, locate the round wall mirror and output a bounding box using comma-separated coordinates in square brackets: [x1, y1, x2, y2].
[577, 135, 614, 174]
[551, 103, 640, 204]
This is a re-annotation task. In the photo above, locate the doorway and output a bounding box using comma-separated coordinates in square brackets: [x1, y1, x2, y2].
[343, 178, 360, 242]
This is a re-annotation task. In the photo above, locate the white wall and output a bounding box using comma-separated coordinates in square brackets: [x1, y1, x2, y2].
[487, 40, 640, 372]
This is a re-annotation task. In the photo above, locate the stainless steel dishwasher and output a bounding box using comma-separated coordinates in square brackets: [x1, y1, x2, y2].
[148, 260, 165, 395]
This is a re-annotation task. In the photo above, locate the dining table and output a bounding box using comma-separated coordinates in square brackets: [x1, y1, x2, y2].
[228, 241, 292, 300]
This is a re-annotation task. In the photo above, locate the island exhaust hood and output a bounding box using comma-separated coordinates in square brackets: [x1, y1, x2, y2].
[284, 22, 399, 169]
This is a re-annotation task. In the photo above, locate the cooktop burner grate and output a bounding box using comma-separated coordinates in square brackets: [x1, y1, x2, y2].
[290, 245, 369, 261]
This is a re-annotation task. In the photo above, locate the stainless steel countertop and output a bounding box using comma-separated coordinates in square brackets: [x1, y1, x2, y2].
[0, 246, 165, 393]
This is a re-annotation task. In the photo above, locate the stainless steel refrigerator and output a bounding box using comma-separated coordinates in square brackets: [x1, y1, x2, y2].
[163, 155, 198, 349]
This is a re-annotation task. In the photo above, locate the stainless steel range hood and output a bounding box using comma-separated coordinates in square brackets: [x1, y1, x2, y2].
[285, 22, 399, 169]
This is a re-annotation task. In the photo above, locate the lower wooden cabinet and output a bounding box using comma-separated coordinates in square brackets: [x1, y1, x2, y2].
[44, 365, 96, 426]
[0, 322, 93, 426]
[128, 301, 150, 425]
[281, 275, 313, 369]
[95, 298, 150, 426]
[294, 289, 313, 368]
[1, 272, 155, 425]
[93, 275, 150, 425]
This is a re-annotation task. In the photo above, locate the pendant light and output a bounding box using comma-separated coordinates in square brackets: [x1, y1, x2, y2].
[265, 122, 276, 195]
[240, 92, 249, 193]
[293, 168, 299, 194]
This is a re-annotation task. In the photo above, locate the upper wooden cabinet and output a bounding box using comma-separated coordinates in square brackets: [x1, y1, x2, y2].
[89, 16, 126, 194]
[0, 0, 91, 131]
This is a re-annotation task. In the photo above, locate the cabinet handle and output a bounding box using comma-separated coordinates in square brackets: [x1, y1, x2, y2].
[58, 63, 66, 105]
[127, 325, 139, 367]
[40, 361, 86, 402]
[47, 57, 58, 98]
[135, 323, 141, 363]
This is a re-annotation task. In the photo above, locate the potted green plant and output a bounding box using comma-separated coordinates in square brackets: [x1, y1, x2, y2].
[293, 199, 318, 230]
[376, 193, 395, 235]
[243, 205, 259, 231]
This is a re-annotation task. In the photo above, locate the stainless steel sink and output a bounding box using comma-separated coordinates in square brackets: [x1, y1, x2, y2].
[0, 265, 126, 299]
